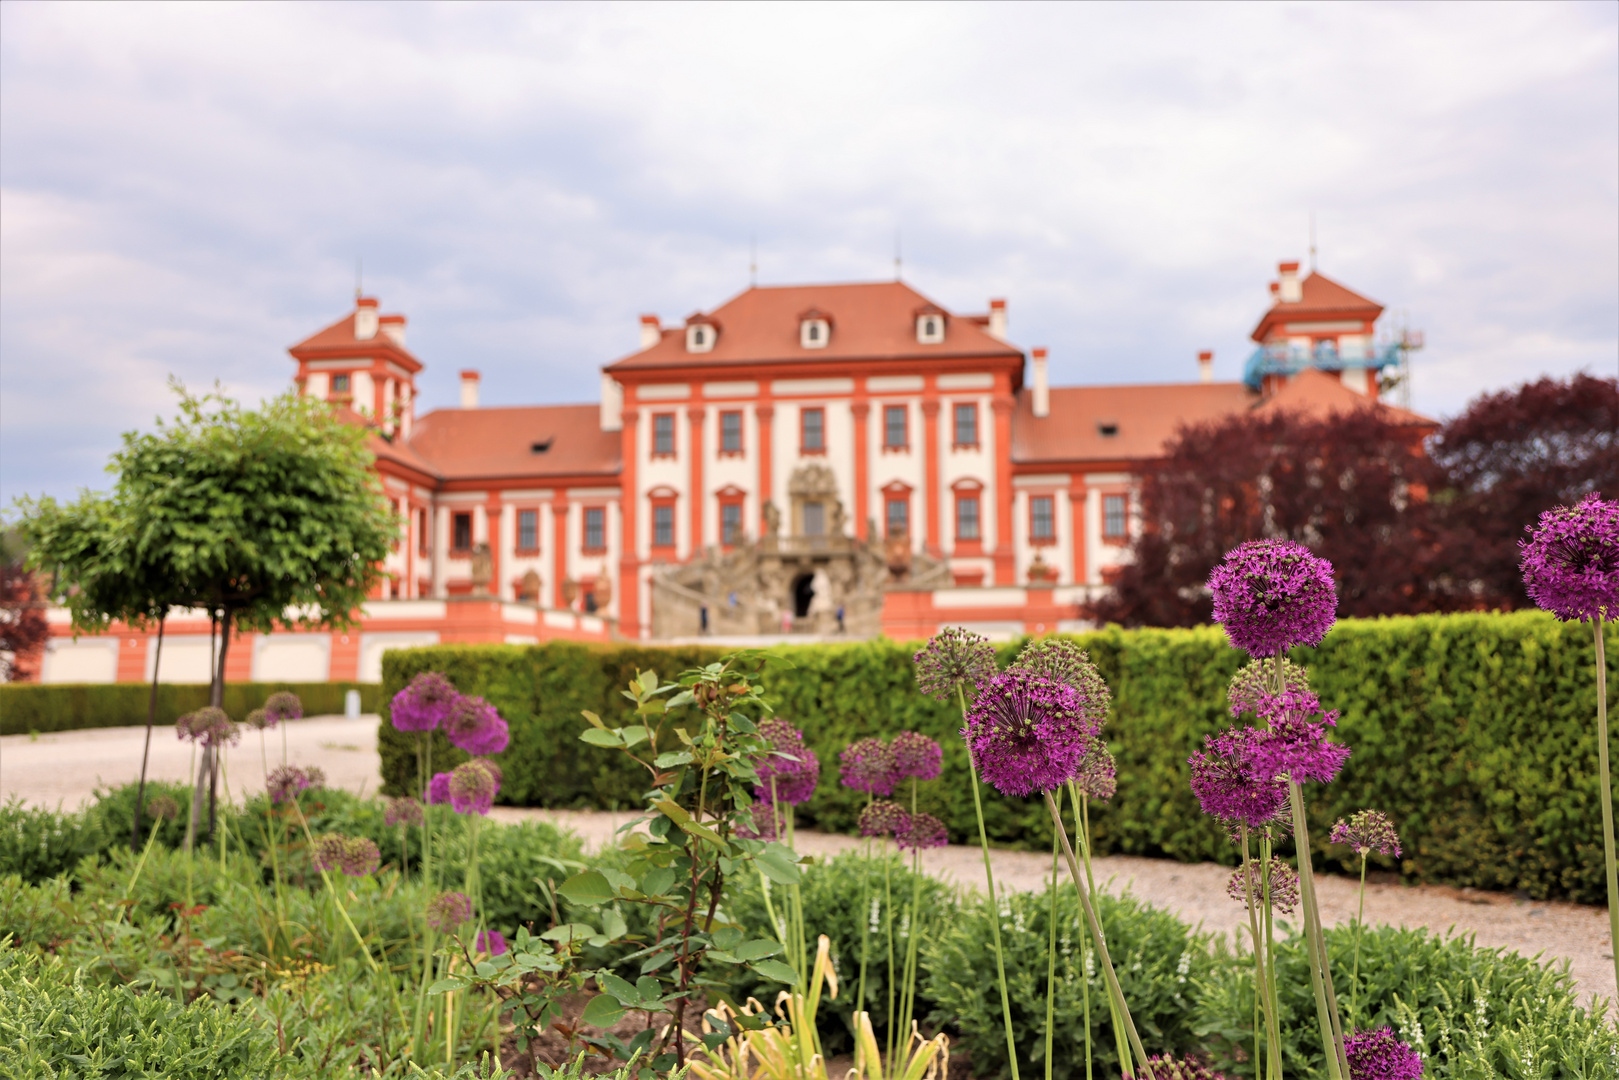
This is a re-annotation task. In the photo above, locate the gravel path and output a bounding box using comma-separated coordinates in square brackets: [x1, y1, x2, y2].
[5, 717, 1613, 1011]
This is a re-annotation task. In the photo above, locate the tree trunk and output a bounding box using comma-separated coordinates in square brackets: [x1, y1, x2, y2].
[132, 614, 166, 851]
[205, 606, 232, 841]
[186, 608, 224, 850]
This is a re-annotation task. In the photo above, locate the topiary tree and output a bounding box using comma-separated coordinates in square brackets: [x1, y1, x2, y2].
[18, 382, 398, 845]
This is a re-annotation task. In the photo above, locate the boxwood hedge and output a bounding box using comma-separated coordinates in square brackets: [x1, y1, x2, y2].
[377, 611, 1616, 903]
[0, 681, 382, 736]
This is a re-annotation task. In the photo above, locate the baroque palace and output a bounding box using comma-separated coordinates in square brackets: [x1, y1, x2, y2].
[37, 263, 1431, 685]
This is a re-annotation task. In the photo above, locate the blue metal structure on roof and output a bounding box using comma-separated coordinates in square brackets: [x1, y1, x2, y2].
[1243, 341, 1403, 391]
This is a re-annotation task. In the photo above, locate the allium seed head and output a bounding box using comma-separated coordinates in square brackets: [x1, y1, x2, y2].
[1227, 659, 1312, 717]
[302, 765, 327, 790]
[390, 671, 460, 733]
[145, 794, 179, 821]
[1331, 809, 1401, 859]
[266, 765, 314, 805]
[961, 670, 1103, 798]
[839, 738, 899, 796]
[1226, 858, 1300, 915]
[1343, 1027, 1424, 1080]
[857, 800, 911, 840]
[310, 833, 349, 874]
[443, 696, 510, 756]
[448, 759, 499, 815]
[913, 626, 997, 701]
[1073, 743, 1118, 802]
[337, 836, 381, 877]
[177, 707, 239, 748]
[896, 811, 949, 851]
[1519, 494, 1619, 622]
[890, 731, 944, 782]
[1136, 1054, 1228, 1080]
[1208, 539, 1338, 658]
[244, 708, 272, 731]
[384, 796, 425, 828]
[425, 891, 474, 933]
[736, 801, 782, 841]
[263, 692, 304, 724]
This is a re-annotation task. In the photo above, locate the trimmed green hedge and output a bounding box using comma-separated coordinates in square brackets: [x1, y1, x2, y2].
[0, 682, 383, 735]
[378, 612, 1617, 903]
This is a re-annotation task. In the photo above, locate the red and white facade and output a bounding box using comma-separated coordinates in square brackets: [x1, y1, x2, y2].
[35, 265, 1432, 683]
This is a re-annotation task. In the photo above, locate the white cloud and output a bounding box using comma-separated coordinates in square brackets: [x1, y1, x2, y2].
[2, 0, 1614, 502]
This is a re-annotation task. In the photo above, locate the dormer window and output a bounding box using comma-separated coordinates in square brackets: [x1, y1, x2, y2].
[686, 319, 716, 353]
[916, 312, 945, 344]
[800, 317, 830, 349]
[1097, 421, 1119, 438]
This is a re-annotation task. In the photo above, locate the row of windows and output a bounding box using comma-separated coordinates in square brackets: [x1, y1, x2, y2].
[413, 492, 1125, 558]
[649, 403, 982, 458]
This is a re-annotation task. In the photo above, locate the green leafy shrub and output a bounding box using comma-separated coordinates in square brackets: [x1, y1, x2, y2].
[1194, 922, 1617, 1078]
[926, 885, 1216, 1079]
[379, 612, 1616, 902]
[0, 681, 382, 735]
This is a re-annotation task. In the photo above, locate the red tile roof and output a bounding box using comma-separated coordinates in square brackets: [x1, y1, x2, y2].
[1014, 382, 1257, 464]
[1252, 367, 1435, 428]
[289, 310, 422, 372]
[607, 281, 1020, 373]
[1250, 271, 1384, 343]
[404, 404, 620, 482]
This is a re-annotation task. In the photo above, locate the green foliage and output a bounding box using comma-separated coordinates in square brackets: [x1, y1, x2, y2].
[1194, 923, 1617, 1078]
[925, 886, 1215, 1080]
[716, 849, 958, 1056]
[0, 681, 382, 735]
[380, 611, 1617, 902]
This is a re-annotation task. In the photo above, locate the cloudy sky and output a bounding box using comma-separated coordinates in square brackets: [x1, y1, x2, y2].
[3, 1, 1615, 504]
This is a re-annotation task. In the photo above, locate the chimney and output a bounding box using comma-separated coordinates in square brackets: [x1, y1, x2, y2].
[600, 372, 623, 432]
[639, 314, 661, 350]
[355, 296, 380, 340]
[459, 369, 481, 409]
[1198, 350, 1214, 384]
[1031, 347, 1050, 418]
[1277, 261, 1302, 303]
[987, 298, 1008, 341]
[378, 314, 406, 346]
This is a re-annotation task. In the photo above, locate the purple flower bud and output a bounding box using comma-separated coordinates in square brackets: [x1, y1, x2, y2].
[1519, 493, 1619, 622]
[310, 833, 348, 874]
[895, 812, 949, 851]
[1208, 539, 1338, 658]
[1188, 728, 1289, 828]
[443, 696, 510, 756]
[266, 765, 313, 805]
[263, 691, 304, 724]
[338, 836, 381, 877]
[1251, 688, 1350, 786]
[390, 672, 460, 733]
[839, 738, 898, 796]
[1343, 1027, 1424, 1080]
[857, 800, 910, 839]
[448, 759, 498, 815]
[754, 719, 819, 806]
[177, 707, 239, 748]
[425, 891, 473, 933]
[385, 796, 425, 828]
[1226, 858, 1299, 915]
[1010, 638, 1112, 724]
[890, 731, 943, 782]
[427, 772, 453, 805]
[1073, 743, 1117, 802]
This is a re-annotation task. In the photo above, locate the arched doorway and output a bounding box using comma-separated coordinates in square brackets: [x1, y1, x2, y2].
[792, 572, 816, 619]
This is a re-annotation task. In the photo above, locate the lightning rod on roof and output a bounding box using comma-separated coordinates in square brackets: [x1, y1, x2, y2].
[355, 257, 363, 301]
[750, 236, 757, 287]
[1308, 212, 1317, 272]
[894, 229, 902, 281]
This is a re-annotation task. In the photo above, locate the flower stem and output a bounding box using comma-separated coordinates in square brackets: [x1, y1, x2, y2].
[1239, 826, 1267, 1080]
[1046, 786, 1060, 1080]
[1070, 784, 1128, 1074]
[1350, 855, 1367, 1027]
[958, 683, 1021, 1080]
[1595, 616, 1619, 997]
[1044, 791, 1155, 1080]
[1287, 781, 1347, 1079]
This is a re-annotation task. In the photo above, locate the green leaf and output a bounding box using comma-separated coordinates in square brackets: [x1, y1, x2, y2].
[622, 724, 650, 747]
[581, 709, 605, 729]
[580, 728, 625, 748]
[734, 940, 783, 962]
[599, 972, 638, 1001]
[654, 751, 693, 768]
[427, 978, 463, 995]
[557, 871, 615, 906]
[749, 960, 800, 984]
[601, 908, 629, 940]
[637, 669, 660, 696]
[581, 993, 626, 1028]
[754, 844, 802, 885]
[640, 867, 675, 896]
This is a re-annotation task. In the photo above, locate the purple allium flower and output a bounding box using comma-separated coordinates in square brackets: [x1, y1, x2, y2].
[427, 771, 453, 805]
[338, 836, 381, 877]
[891, 731, 944, 782]
[857, 800, 911, 839]
[145, 794, 179, 821]
[1331, 809, 1401, 859]
[1208, 539, 1338, 658]
[244, 708, 272, 731]
[384, 796, 425, 828]
[1251, 688, 1350, 785]
[913, 626, 997, 701]
[302, 765, 327, 790]
[1136, 1054, 1227, 1080]
[266, 765, 314, 805]
[839, 738, 899, 796]
[390, 672, 460, 733]
[736, 801, 782, 841]
[1343, 1027, 1424, 1080]
[448, 759, 499, 815]
[310, 833, 349, 874]
[444, 695, 510, 756]
[476, 929, 508, 956]
[177, 707, 240, 748]
[1519, 493, 1619, 622]
[1188, 727, 1289, 828]
[1226, 858, 1300, 915]
[1073, 743, 1117, 802]
[1227, 659, 1312, 717]
[425, 891, 474, 933]
[1010, 638, 1112, 724]
[755, 719, 820, 806]
[962, 671, 1103, 798]
[263, 691, 304, 724]
[896, 811, 949, 851]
